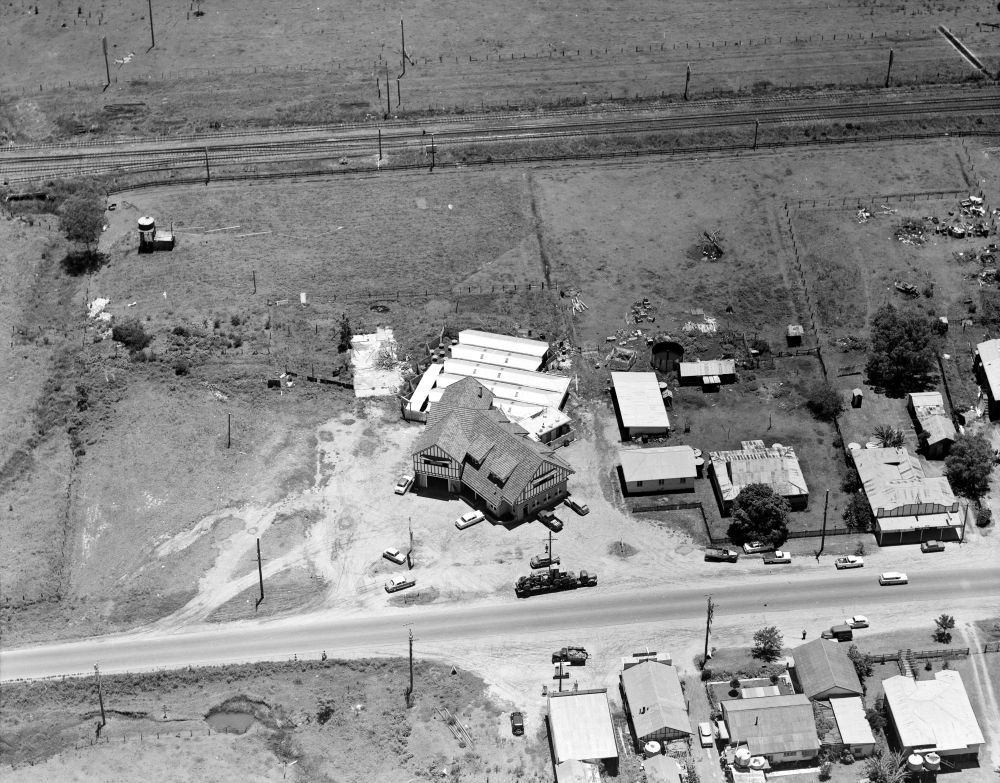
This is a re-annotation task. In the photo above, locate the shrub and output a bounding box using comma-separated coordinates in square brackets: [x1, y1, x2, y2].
[172, 325, 189, 337]
[173, 360, 189, 376]
[805, 380, 844, 421]
[700, 668, 714, 681]
[112, 321, 152, 352]
[818, 761, 832, 781]
[976, 505, 993, 527]
[231, 314, 241, 327]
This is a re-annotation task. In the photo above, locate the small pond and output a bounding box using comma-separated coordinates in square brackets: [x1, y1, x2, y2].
[206, 711, 256, 734]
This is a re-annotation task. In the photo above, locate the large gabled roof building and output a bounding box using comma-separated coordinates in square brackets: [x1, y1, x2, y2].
[620, 660, 691, 745]
[791, 639, 863, 700]
[721, 694, 820, 764]
[411, 378, 573, 521]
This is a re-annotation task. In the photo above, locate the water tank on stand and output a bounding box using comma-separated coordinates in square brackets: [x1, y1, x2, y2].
[907, 754, 924, 772]
[643, 741, 662, 758]
[138, 216, 156, 251]
[923, 753, 940, 771]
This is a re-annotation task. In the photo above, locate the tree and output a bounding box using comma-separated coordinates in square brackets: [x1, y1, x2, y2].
[804, 380, 844, 421]
[865, 706, 887, 733]
[847, 644, 874, 684]
[337, 313, 353, 353]
[864, 305, 937, 395]
[59, 192, 105, 251]
[872, 425, 905, 449]
[863, 747, 907, 783]
[726, 484, 790, 546]
[751, 626, 783, 662]
[945, 433, 993, 499]
[933, 613, 955, 644]
[111, 321, 152, 353]
[843, 492, 875, 533]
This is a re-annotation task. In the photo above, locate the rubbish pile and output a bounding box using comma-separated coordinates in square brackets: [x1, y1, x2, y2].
[630, 297, 656, 324]
[929, 195, 996, 239]
[895, 220, 927, 245]
[87, 298, 113, 339]
[700, 230, 724, 261]
[894, 281, 920, 298]
[683, 314, 718, 334]
[605, 345, 637, 371]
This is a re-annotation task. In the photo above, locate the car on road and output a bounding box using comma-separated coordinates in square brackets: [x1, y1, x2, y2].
[385, 576, 416, 593]
[394, 475, 414, 495]
[743, 541, 771, 554]
[879, 572, 908, 586]
[510, 711, 524, 736]
[698, 721, 714, 748]
[920, 540, 945, 553]
[835, 556, 865, 569]
[762, 550, 792, 564]
[383, 548, 406, 565]
[455, 509, 486, 529]
[845, 615, 870, 629]
[563, 497, 590, 516]
[530, 553, 560, 569]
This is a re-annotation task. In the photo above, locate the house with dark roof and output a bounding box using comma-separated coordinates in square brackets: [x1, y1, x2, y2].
[721, 694, 820, 765]
[411, 378, 573, 521]
[620, 659, 690, 746]
[791, 639, 863, 700]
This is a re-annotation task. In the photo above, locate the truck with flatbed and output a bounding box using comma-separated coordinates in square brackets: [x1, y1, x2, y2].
[515, 568, 597, 597]
[552, 646, 589, 665]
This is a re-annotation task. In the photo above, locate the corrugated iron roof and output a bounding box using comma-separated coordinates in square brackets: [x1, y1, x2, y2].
[722, 695, 820, 757]
[620, 661, 690, 739]
[611, 372, 671, 430]
[852, 447, 956, 515]
[976, 339, 1000, 398]
[792, 639, 863, 699]
[619, 446, 697, 483]
[829, 697, 876, 747]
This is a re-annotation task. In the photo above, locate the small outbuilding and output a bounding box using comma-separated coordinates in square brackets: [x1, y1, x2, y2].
[548, 689, 619, 770]
[611, 372, 671, 439]
[786, 324, 804, 347]
[678, 359, 736, 389]
[829, 697, 876, 758]
[907, 392, 956, 459]
[619, 446, 698, 495]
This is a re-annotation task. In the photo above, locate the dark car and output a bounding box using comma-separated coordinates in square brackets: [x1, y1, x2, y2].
[510, 711, 524, 736]
[920, 540, 945, 553]
[540, 514, 563, 532]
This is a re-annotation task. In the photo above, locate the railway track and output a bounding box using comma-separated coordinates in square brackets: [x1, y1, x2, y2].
[2, 89, 997, 184]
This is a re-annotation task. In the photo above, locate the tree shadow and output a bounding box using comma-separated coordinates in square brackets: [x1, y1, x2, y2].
[61, 249, 108, 276]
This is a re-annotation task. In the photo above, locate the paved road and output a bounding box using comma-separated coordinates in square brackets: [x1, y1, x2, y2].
[2, 564, 996, 681]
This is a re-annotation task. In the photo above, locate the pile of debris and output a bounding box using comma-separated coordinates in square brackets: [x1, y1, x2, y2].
[954, 243, 998, 266]
[630, 298, 656, 324]
[855, 204, 895, 224]
[605, 345, 637, 370]
[894, 219, 927, 245]
[683, 314, 718, 334]
[929, 195, 996, 240]
[700, 230, 724, 261]
[894, 280, 920, 298]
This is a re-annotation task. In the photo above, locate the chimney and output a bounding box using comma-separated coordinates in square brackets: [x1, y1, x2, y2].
[478, 385, 483, 398]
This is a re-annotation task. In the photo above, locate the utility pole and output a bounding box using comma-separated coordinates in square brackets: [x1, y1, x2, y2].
[385, 71, 391, 119]
[819, 488, 830, 556]
[203, 147, 211, 185]
[702, 595, 715, 666]
[558, 660, 565, 692]
[94, 664, 107, 734]
[684, 63, 691, 101]
[254, 538, 264, 611]
[407, 517, 414, 569]
[753, 119, 759, 151]
[404, 626, 415, 707]
[429, 133, 436, 172]
[377, 128, 383, 161]
[101, 37, 111, 88]
[146, 0, 155, 49]
[226, 412, 231, 448]
[885, 48, 894, 88]
[252, 270, 256, 294]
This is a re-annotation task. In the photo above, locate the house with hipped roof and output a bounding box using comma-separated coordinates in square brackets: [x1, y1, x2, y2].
[411, 377, 573, 521]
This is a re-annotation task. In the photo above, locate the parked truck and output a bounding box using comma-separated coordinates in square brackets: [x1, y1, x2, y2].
[515, 568, 598, 597]
[552, 646, 589, 665]
[704, 547, 740, 563]
[820, 623, 854, 642]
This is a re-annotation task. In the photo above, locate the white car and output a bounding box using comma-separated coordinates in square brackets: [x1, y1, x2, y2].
[383, 548, 406, 565]
[835, 556, 865, 570]
[394, 475, 414, 495]
[845, 615, 870, 629]
[742, 541, 771, 554]
[698, 721, 714, 748]
[455, 509, 486, 529]
[385, 576, 416, 593]
[879, 572, 908, 586]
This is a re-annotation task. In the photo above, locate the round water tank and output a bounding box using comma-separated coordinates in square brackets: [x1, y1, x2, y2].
[749, 757, 767, 771]
[923, 753, 940, 771]
[847, 442, 862, 451]
[643, 741, 661, 758]
[907, 754, 924, 772]
[734, 748, 752, 767]
[138, 216, 156, 232]
[650, 340, 684, 374]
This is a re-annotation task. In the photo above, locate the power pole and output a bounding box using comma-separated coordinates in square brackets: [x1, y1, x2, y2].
[204, 147, 211, 185]
[429, 133, 436, 172]
[377, 128, 383, 161]
[226, 412, 231, 448]
[684, 63, 691, 101]
[885, 48, 894, 88]
[101, 37, 111, 88]
[404, 626, 415, 707]
[94, 664, 107, 733]
[407, 516, 414, 569]
[702, 595, 715, 666]
[254, 538, 264, 611]
[753, 119, 759, 151]
[558, 660, 565, 692]
[385, 71, 391, 119]
[146, 0, 155, 49]
[818, 489, 830, 556]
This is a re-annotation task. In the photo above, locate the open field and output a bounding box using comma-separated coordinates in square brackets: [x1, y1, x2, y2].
[0, 657, 550, 782]
[2, 1, 1000, 141]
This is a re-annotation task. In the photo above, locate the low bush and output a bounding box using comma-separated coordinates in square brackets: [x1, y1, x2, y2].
[112, 321, 152, 352]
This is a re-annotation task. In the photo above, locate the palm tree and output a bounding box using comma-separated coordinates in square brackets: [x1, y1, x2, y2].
[872, 425, 905, 449]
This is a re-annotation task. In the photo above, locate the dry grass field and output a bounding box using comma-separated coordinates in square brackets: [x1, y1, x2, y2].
[0, 657, 551, 782]
[1, 0, 999, 140]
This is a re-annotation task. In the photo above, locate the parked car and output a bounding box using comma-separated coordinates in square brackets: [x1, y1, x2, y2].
[762, 550, 792, 564]
[563, 497, 590, 516]
[704, 547, 740, 563]
[537, 508, 557, 522]
[510, 711, 524, 736]
[920, 540, 945, 553]
[879, 572, 908, 586]
[742, 541, 771, 554]
[835, 556, 865, 569]
[530, 553, 560, 569]
[845, 615, 870, 629]
[455, 509, 486, 529]
[540, 515, 564, 533]
[698, 721, 714, 748]
[394, 475, 414, 495]
[385, 576, 416, 593]
[383, 548, 406, 565]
